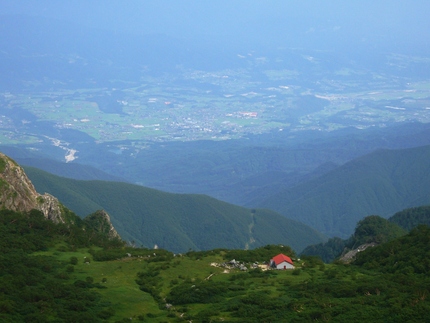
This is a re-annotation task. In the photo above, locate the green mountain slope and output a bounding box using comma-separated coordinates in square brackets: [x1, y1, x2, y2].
[301, 214, 407, 263]
[389, 205, 430, 230]
[3, 122, 430, 210]
[24, 167, 325, 253]
[302, 204, 430, 263]
[257, 144, 430, 238]
[12, 122, 424, 206]
[354, 224, 430, 274]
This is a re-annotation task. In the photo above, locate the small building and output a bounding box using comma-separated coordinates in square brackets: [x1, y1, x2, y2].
[270, 253, 294, 270]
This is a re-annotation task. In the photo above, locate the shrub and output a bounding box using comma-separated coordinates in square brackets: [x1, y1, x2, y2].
[292, 268, 301, 276]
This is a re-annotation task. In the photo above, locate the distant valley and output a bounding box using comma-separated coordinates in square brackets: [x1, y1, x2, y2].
[2, 6, 430, 322]
[1, 14, 430, 249]
[20, 142, 430, 249]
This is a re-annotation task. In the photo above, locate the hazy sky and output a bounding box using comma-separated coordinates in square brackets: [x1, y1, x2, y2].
[2, 1, 430, 53]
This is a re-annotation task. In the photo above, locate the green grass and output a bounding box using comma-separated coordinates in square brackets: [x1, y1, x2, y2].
[32, 244, 316, 321]
[10, 219, 430, 322]
[77, 259, 163, 320]
[34, 245, 167, 321]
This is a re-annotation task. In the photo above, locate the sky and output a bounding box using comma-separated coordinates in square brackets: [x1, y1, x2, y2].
[2, 1, 430, 53]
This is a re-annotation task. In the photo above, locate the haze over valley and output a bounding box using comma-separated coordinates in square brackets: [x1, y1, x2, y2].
[1, 0, 430, 245]
[3, 2, 430, 321]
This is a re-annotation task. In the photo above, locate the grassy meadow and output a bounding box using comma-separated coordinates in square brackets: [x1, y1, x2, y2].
[33, 244, 319, 322]
[2, 207, 430, 322]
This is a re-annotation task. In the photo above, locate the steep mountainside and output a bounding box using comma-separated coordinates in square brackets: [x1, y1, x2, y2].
[24, 166, 326, 253]
[256, 144, 430, 238]
[0, 152, 120, 238]
[0, 152, 66, 223]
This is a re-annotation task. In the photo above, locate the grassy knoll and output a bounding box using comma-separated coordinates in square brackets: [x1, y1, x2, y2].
[31, 243, 323, 322]
[34, 245, 167, 321]
[75, 257, 163, 321]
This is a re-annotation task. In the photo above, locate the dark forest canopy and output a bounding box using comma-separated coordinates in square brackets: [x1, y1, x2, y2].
[302, 206, 430, 263]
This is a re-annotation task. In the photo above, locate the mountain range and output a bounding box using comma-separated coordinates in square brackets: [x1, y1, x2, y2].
[2, 142, 430, 322]
[256, 144, 430, 238]
[4, 141, 429, 252]
[22, 164, 325, 253]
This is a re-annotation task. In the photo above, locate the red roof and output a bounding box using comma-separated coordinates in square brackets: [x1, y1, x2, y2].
[271, 253, 293, 266]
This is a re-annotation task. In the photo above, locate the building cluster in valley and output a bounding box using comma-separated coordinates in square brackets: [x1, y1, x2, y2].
[210, 253, 295, 273]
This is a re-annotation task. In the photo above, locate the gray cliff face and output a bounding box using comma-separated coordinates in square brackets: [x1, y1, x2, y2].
[37, 193, 65, 223]
[338, 243, 378, 263]
[0, 152, 121, 240]
[0, 152, 66, 223]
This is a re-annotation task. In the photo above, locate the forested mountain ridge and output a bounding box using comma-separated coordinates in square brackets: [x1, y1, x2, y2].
[257, 144, 430, 238]
[302, 205, 430, 263]
[22, 164, 325, 253]
[389, 205, 430, 230]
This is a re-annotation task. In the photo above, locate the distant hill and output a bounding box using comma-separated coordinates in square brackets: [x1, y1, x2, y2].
[389, 205, 430, 231]
[232, 161, 339, 206]
[17, 157, 126, 182]
[301, 214, 407, 263]
[302, 204, 430, 263]
[73, 122, 430, 207]
[24, 166, 325, 253]
[354, 224, 430, 274]
[257, 144, 430, 238]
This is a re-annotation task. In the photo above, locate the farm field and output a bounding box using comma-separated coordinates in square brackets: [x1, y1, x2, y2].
[2, 53, 430, 149]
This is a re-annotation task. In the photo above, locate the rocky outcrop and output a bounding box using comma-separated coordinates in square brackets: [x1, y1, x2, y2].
[338, 243, 378, 263]
[0, 152, 68, 223]
[0, 152, 122, 240]
[84, 210, 120, 239]
[37, 193, 66, 223]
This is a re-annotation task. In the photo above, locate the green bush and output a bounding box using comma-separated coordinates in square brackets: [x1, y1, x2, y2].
[292, 268, 301, 276]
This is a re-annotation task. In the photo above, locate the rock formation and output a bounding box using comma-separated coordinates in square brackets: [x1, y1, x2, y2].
[0, 152, 120, 241]
[0, 152, 66, 222]
[84, 210, 120, 239]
